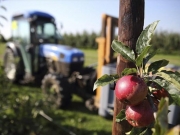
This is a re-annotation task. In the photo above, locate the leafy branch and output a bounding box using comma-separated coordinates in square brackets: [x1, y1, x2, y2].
[93, 20, 180, 135]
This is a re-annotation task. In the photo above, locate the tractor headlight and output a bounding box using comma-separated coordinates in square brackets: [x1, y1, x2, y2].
[80, 57, 84, 61]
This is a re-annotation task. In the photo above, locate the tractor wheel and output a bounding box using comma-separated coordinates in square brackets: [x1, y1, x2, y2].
[41, 74, 72, 108]
[3, 48, 23, 82]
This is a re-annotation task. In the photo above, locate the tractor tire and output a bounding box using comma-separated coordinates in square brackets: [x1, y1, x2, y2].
[3, 48, 24, 82]
[41, 74, 72, 108]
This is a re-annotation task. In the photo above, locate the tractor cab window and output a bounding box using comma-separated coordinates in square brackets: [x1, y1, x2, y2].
[35, 22, 57, 44]
[12, 20, 30, 45]
[44, 23, 55, 36]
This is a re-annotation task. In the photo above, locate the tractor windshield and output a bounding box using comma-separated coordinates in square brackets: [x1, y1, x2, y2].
[35, 21, 58, 44]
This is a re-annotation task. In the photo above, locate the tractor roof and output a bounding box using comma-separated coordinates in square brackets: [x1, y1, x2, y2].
[12, 10, 55, 20]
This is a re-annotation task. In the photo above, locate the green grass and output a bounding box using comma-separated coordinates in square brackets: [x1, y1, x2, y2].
[0, 42, 6, 60]
[151, 54, 180, 66]
[80, 48, 98, 66]
[52, 95, 112, 135]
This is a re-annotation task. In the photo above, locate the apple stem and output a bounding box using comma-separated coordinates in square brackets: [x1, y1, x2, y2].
[140, 67, 143, 78]
[136, 66, 142, 77]
[147, 92, 157, 112]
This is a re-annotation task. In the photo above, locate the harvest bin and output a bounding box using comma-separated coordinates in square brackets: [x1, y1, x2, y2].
[168, 105, 180, 127]
[98, 63, 116, 117]
[99, 63, 180, 126]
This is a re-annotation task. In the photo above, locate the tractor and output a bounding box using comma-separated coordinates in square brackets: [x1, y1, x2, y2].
[3, 10, 96, 108]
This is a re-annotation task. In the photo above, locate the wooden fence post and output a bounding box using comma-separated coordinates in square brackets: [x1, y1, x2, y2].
[112, 0, 145, 134]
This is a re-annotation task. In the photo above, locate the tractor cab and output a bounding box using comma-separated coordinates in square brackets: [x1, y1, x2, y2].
[11, 11, 60, 46]
[3, 11, 61, 83]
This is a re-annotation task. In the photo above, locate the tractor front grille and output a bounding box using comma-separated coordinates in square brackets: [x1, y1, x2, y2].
[56, 61, 84, 77]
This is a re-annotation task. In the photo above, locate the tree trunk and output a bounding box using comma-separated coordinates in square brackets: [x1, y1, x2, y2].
[112, 0, 145, 134]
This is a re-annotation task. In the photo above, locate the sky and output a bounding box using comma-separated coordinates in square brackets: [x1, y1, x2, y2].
[0, 0, 180, 39]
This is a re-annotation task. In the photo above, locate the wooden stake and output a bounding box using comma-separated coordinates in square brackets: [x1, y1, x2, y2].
[112, 0, 145, 134]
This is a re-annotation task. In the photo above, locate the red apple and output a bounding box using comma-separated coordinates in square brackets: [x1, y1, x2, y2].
[115, 75, 148, 106]
[152, 88, 169, 100]
[125, 99, 155, 128]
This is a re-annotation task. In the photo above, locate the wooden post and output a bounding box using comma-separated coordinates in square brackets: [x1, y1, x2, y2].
[95, 37, 106, 108]
[112, 0, 144, 134]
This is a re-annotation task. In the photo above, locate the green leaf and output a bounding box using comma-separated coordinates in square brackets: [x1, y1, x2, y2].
[121, 68, 137, 76]
[136, 45, 151, 67]
[136, 21, 159, 54]
[93, 74, 119, 91]
[143, 49, 158, 70]
[156, 71, 180, 90]
[116, 109, 126, 122]
[161, 70, 180, 83]
[126, 127, 151, 135]
[151, 77, 169, 89]
[168, 88, 180, 106]
[152, 98, 169, 135]
[152, 77, 180, 105]
[148, 59, 169, 74]
[111, 40, 135, 62]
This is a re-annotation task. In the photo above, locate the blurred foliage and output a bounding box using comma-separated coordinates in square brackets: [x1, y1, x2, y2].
[0, 63, 112, 135]
[0, 64, 68, 135]
[152, 98, 180, 135]
[59, 30, 180, 55]
[151, 31, 180, 55]
[0, 34, 6, 42]
[59, 31, 100, 49]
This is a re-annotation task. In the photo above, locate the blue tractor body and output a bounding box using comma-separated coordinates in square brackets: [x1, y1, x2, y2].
[12, 10, 55, 20]
[39, 43, 85, 76]
[39, 44, 84, 63]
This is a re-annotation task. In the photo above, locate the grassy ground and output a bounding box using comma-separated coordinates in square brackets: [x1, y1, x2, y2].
[151, 54, 180, 66]
[52, 95, 112, 135]
[0, 42, 6, 60]
[80, 48, 98, 66]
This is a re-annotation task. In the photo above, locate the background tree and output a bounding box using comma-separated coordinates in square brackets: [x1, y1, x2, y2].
[59, 31, 99, 49]
[151, 31, 180, 54]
